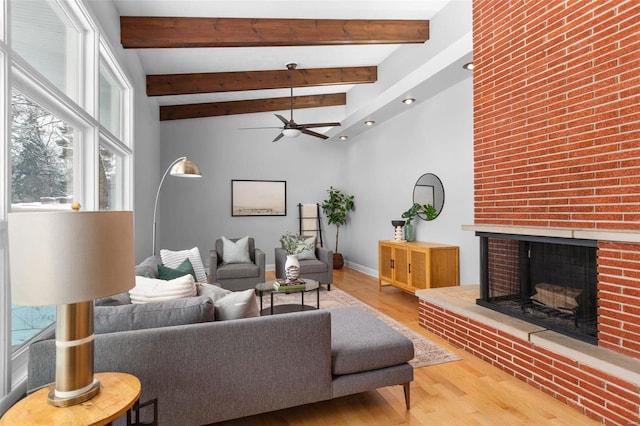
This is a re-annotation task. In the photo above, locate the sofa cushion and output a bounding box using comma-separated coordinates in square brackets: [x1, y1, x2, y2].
[158, 257, 196, 281]
[94, 296, 214, 334]
[213, 289, 260, 321]
[160, 247, 207, 283]
[330, 307, 414, 375]
[95, 291, 131, 306]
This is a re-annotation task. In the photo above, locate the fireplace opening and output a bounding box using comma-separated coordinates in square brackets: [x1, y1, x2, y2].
[476, 233, 597, 344]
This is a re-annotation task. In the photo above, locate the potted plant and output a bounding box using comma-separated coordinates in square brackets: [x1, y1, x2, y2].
[401, 203, 437, 242]
[321, 186, 355, 269]
[279, 232, 313, 281]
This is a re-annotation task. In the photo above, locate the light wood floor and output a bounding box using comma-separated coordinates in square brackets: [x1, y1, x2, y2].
[216, 268, 599, 425]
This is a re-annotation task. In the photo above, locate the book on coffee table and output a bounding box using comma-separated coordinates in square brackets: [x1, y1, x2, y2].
[273, 278, 306, 291]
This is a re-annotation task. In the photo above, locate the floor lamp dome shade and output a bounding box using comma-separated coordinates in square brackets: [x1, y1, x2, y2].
[153, 156, 202, 255]
[8, 210, 135, 406]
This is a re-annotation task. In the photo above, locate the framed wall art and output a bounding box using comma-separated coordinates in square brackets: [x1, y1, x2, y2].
[231, 180, 286, 216]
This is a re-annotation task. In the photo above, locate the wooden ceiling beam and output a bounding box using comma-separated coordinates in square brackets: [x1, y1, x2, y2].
[147, 66, 376, 97]
[121, 17, 429, 48]
[159, 93, 346, 121]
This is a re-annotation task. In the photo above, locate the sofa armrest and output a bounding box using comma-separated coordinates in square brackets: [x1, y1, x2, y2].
[209, 249, 220, 283]
[254, 248, 266, 282]
[274, 247, 287, 279]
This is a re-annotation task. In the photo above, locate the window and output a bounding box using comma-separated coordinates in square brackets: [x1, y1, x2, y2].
[99, 143, 123, 211]
[11, 90, 76, 212]
[1, 0, 133, 408]
[10, 0, 81, 102]
[99, 60, 122, 138]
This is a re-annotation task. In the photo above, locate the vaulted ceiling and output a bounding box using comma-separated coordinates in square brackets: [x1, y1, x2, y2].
[111, 0, 472, 141]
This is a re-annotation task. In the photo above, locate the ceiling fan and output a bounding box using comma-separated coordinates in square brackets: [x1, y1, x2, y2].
[240, 62, 341, 142]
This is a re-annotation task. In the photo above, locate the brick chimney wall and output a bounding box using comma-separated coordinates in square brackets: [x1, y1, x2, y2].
[473, 0, 640, 358]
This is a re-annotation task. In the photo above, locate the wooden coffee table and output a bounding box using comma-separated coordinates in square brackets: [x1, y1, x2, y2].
[255, 279, 320, 315]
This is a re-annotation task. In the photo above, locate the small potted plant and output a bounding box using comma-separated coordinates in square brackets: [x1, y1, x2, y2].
[321, 186, 355, 269]
[401, 203, 437, 242]
[279, 232, 313, 281]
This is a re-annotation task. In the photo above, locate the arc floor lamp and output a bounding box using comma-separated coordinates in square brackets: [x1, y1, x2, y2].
[153, 156, 202, 255]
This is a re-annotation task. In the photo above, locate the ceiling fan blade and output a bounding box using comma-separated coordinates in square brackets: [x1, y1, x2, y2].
[272, 132, 285, 142]
[301, 128, 329, 139]
[275, 114, 290, 125]
[300, 122, 341, 129]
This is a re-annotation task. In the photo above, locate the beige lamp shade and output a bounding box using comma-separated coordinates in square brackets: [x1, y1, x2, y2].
[8, 211, 135, 306]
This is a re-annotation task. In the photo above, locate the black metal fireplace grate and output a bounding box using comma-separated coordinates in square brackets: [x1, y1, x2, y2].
[477, 233, 598, 344]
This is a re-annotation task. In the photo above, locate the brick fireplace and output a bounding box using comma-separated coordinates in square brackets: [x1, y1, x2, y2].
[418, 1, 640, 424]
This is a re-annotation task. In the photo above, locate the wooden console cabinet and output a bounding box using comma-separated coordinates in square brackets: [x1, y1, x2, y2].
[378, 240, 459, 294]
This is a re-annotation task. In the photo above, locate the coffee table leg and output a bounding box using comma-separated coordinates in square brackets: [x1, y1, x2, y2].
[259, 290, 263, 312]
[270, 292, 274, 315]
[316, 287, 320, 309]
[301, 290, 304, 309]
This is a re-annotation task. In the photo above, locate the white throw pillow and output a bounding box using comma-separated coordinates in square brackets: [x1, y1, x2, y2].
[296, 236, 317, 260]
[221, 236, 252, 264]
[129, 274, 196, 304]
[213, 289, 260, 320]
[161, 247, 207, 283]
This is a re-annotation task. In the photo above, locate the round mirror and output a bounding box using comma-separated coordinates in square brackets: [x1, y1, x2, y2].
[413, 173, 445, 220]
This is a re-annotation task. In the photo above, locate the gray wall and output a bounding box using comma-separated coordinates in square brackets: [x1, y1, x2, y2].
[156, 109, 347, 269]
[156, 79, 478, 284]
[341, 78, 478, 284]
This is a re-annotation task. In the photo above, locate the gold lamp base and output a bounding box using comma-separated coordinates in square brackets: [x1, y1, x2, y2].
[47, 379, 101, 407]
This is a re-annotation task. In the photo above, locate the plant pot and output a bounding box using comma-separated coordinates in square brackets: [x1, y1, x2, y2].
[284, 254, 300, 281]
[333, 253, 344, 269]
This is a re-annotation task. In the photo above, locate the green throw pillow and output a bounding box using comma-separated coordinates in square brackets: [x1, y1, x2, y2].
[158, 257, 196, 281]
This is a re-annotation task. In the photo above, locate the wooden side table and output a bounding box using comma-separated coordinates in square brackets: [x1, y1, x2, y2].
[0, 372, 141, 426]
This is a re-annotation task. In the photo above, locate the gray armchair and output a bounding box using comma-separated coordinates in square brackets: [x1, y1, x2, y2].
[210, 237, 265, 291]
[275, 241, 333, 290]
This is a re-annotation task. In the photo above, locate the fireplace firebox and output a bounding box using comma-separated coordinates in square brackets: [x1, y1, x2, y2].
[476, 233, 597, 344]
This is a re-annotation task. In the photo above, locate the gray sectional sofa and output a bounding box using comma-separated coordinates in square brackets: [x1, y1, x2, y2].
[27, 302, 414, 424]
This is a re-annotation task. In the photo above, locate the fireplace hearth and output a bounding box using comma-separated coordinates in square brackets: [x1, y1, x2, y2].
[476, 233, 597, 344]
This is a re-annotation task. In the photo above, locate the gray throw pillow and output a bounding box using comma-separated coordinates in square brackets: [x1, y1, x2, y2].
[94, 296, 214, 334]
[198, 283, 231, 302]
[213, 289, 260, 321]
[135, 255, 162, 278]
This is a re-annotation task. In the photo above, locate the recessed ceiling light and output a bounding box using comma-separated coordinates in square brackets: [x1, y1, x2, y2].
[339, 135, 348, 141]
[402, 98, 415, 105]
[463, 62, 474, 70]
[364, 120, 375, 126]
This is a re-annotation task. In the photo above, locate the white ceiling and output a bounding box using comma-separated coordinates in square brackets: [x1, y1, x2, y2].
[109, 0, 472, 141]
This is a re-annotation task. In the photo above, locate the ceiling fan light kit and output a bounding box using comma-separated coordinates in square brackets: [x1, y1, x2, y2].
[282, 128, 301, 138]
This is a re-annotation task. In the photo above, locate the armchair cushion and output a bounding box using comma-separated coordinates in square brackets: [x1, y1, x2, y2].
[296, 236, 317, 260]
[215, 262, 261, 280]
[221, 236, 251, 264]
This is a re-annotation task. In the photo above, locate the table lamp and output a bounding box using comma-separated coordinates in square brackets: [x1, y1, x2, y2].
[8, 206, 135, 407]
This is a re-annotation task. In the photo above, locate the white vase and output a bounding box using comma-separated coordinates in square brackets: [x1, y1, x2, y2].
[285, 254, 300, 281]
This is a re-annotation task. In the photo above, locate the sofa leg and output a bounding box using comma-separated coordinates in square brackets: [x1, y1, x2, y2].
[403, 382, 411, 410]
